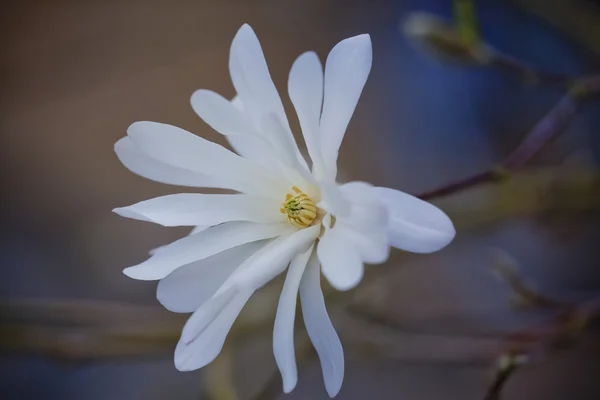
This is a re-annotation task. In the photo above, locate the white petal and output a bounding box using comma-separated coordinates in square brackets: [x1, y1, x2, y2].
[288, 51, 326, 178]
[372, 187, 456, 253]
[156, 241, 265, 313]
[259, 113, 299, 167]
[148, 225, 208, 256]
[317, 228, 364, 291]
[127, 121, 289, 198]
[335, 225, 389, 264]
[175, 288, 253, 371]
[300, 251, 344, 397]
[228, 25, 309, 172]
[123, 221, 293, 280]
[190, 89, 249, 136]
[273, 245, 313, 393]
[228, 24, 290, 136]
[320, 34, 372, 178]
[113, 193, 283, 227]
[319, 180, 350, 217]
[220, 224, 320, 292]
[114, 137, 219, 187]
[339, 181, 388, 232]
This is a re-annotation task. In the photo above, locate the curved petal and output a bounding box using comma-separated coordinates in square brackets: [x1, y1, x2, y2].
[148, 225, 208, 256]
[372, 187, 455, 253]
[157, 241, 266, 313]
[320, 34, 372, 178]
[123, 221, 294, 280]
[319, 180, 350, 217]
[317, 228, 364, 291]
[229, 24, 289, 133]
[113, 193, 283, 227]
[273, 245, 313, 393]
[127, 121, 289, 198]
[228, 25, 309, 172]
[219, 224, 320, 293]
[114, 137, 219, 187]
[288, 51, 326, 178]
[175, 288, 253, 371]
[300, 251, 344, 397]
[335, 225, 389, 264]
[190, 89, 250, 136]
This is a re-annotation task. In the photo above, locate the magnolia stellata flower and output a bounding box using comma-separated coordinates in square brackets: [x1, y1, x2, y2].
[114, 24, 455, 397]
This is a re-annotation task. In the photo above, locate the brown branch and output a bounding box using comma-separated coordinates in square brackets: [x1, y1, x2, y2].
[416, 75, 600, 201]
[479, 294, 600, 400]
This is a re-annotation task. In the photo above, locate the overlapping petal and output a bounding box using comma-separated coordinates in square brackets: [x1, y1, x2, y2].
[115, 137, 220, 188]
[273, 245, 313, 393]
[113, 193, 283, 227]
[228, 24, 309, 172]
[175, 288, 253, 371]
[218, 224, 320, 293]
[288, 51, 326, 178]
[372, 186, 455, 253]
[157, 241, 266, 313]
[127, 121, 290, 198]
[317, 227, 364, 291]
[320, 34, 372, 178]
[123, 221, 294, 280]
[300, 251, 344, 397]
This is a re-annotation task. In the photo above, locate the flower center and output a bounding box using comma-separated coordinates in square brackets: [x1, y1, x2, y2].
[280, 186, 317, 228]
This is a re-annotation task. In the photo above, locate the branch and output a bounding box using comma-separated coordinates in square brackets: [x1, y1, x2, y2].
[416, 75, 600, 200]
[454, 0, 480, 46]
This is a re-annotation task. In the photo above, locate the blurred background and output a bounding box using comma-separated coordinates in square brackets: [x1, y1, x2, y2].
[2, 0, 600, 399]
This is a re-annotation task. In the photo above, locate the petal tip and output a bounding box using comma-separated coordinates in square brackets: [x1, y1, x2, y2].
[122, 265, 158, 281]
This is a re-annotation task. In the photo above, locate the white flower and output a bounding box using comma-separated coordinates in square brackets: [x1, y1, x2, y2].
[114, 24, 455, 397]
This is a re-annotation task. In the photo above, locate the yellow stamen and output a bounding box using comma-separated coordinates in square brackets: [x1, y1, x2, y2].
[281, 187, 317, 228]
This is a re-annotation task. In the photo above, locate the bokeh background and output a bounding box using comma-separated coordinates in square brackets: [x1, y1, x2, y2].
[2, 0, 600, 399]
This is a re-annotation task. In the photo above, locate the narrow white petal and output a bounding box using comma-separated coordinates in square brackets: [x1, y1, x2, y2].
[317, 228, 364, 291]
[372, 187, 456, 253]
[273, 245, 313, 393]
[190, 89, 249, 136]
[175, 288, 253, 371]
[259, 113, 299, 167]
[288, 52, 326, 178]
[300, 251, 344, 397]
[127, 121, 289, 198]
[228, 24, 290, 136]
[113, 193, 283, 227]
[220, 224, 320, 292]
[157, 241, 265, 313]
[228, 25, 309, 172]
[123, 221, 293, 280]
[320, 34, 372, 178]
[114, 137, 219, 187]
[148, 225, 208, 256]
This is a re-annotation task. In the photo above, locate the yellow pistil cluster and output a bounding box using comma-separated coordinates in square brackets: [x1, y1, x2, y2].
[280, 186, 317, 228]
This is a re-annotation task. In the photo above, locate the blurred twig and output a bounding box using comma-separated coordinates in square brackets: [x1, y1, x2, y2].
[403, 11, 576, 86]
[489, 249, 569, 310]
[454, 0, 480, 46]
[508, 0, 600, 60]
[478, 276, 600, 399]
[417, 75, 600, 200]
